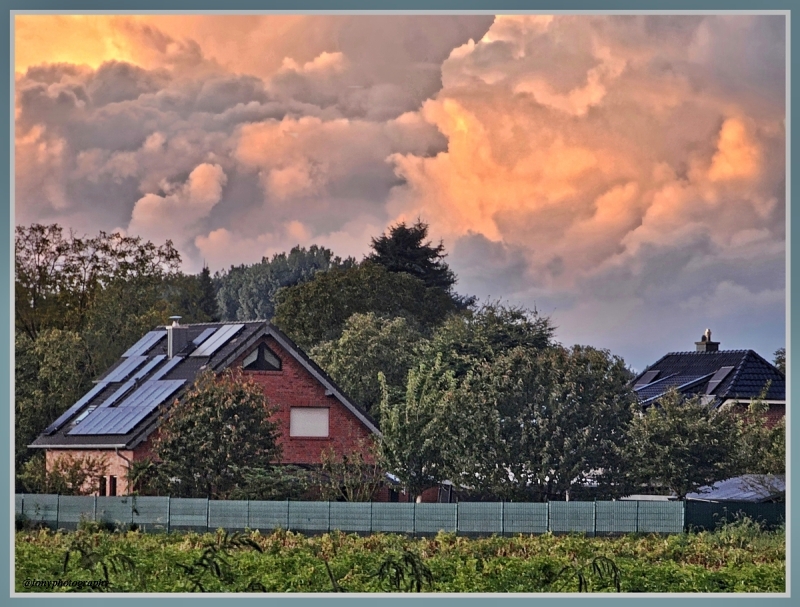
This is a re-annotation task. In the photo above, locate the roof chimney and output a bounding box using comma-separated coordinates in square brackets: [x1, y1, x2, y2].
[167, 316, 188, 359]
[695, 328, 719, 352]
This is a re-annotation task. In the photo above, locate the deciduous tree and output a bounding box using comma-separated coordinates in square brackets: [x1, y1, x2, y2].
[273, 262, 457, 350]
[379, 357, 457, 501]
[155, 370, 281, 499]
[773, 347, 785, 375]
[624, 389, 740, 499]
[15, 223, 180, 340]
[216, 245, 352, 322]
[310, 313, 426, 419]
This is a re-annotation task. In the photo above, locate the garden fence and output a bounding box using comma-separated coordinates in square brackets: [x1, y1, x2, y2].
[15, 495, 783, 536]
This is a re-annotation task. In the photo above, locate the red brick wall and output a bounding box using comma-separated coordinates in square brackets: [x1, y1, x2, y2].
[765, 403, 785, 428]
[234, 335, 377, 465]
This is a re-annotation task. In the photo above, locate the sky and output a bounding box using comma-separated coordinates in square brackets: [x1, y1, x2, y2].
[13, 14, 786, 371]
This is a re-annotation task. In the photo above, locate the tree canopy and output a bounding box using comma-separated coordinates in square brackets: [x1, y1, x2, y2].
[380, 342, 636, 501]
[418, 302, 555, 378]
[154, 370, 281, 499]
[216, 245, 352, 322]
[273, 261, 458, 351]
[310, 313, 426, 420]
[15, 223, 181, 340]
[773, 347, 785, 375]
[368, 220, 456, 291]
[623, 390, 741, 499]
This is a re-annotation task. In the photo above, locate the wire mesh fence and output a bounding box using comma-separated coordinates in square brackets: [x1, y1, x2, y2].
[15, 495, 781, 536]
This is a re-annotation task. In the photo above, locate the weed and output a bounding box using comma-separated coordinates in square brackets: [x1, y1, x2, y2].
[374, 547, 434, 592]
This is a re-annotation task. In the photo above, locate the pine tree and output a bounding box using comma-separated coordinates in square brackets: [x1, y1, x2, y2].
[368, 220, 457, 292]
[197, 265, 219, 321]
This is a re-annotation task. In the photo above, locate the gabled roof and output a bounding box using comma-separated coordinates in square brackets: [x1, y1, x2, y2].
[30, 321, 379, 450]
[632, 349, 784, 406]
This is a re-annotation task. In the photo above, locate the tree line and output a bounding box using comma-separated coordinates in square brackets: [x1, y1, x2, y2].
[14, 221, 785, 502]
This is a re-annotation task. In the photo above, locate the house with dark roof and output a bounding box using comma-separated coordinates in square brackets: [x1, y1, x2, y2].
[631, 330, 785, 426]
[30, 319, 382, 497]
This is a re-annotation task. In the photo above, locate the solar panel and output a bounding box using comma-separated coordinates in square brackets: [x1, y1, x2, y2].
[122, 331, 166, 357]
[104, 356, 148, 382]
[97, 379, 136, 409]
[190, 324, 244, 357]
[131, 355, 166, 381]
[42, 383, 108, 435]
[67, 407, 140, 436]
[68, 379, 185, 435]
[149, 355, 183, 380]
[706, 366, 735, 394]
[192, 327, 218, 346]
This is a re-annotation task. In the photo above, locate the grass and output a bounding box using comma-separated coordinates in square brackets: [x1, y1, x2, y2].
[15, 517, 785, 593]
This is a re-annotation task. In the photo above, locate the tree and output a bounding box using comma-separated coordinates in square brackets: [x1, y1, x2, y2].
[773, 347, 785, 375]
[368, 219, 457, 292]
[15, 224, 180, 340]
[273, 261, 458, 350]
[732, 390, 785, 476]
[418, 345, 636, 501]
[154, 369, 281, 499]
[15, 329, 95, 481]
[624, 389, 740, 499]
[80, 275, 178, 373]
[197, 265, 219, 321]
[316, 439, 385, 502]
[310, 313, 426, 420]
[215, 245, 353, 322]
[379, 357, 458, 501]
[419, 302, 555, 378]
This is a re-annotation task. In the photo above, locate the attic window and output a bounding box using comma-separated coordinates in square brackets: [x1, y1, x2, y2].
[290, 407, 329, 437]
[706, 366, 735, 394]
[242, 343, 282, 371]
[634, 370, 660, 390]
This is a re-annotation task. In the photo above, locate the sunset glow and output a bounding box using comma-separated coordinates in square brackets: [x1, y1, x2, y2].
[14, 13, 786, 368]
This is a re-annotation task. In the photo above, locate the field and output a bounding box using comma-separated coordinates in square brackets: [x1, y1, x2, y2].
[15, 518, 785, 593]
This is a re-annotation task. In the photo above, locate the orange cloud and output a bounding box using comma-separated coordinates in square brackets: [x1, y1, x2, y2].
[708, 117, 761, 181]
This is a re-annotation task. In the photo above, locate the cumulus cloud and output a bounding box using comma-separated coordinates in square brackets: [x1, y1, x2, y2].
[129, 163, 227, 248]
[14, 14, 785, 368]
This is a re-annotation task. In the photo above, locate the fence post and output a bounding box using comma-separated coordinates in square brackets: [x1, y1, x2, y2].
[167, 496, 171, 534]
[370, 501, 373, 535]
[247, 499, 250, 531]
[547, 501, 551, 533]
[93, 495, 97, 522]
[56, 495, 61, 529]
[593, 500, 597, 537]
[501, 501, 504, 537]
[636, 500, 639, 534]
[206, 498, 210, 533]
[455, 501, 459, 535]
[413, 501, 417, 537]
[328, 501, 331, 534]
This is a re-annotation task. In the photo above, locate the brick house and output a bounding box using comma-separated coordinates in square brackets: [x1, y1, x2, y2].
[29, 320, 400, 498]
[632, 330, 786, 426]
